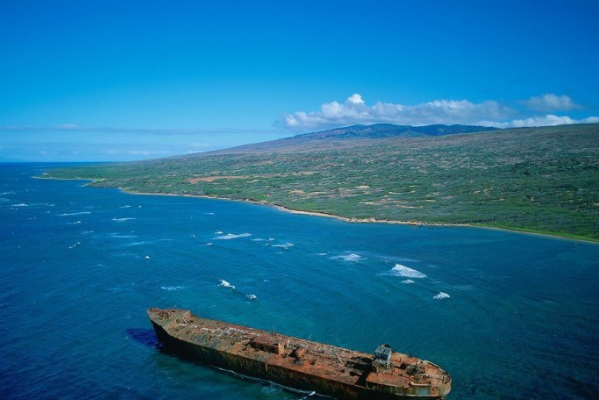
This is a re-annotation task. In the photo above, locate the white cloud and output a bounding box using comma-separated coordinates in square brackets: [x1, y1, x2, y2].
[347, 93, 365, 104]
[511, 115, 599, 128]
[280, 94, 599, 131]
[511, 115, 575, 127]
[54, 123, 83, 130]
[281, 94, 512, 130]
[582, 116, 599, 124]
[523, 93, 580, 112]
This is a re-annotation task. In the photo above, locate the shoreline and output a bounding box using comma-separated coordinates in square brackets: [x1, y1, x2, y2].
[37, 175, 598, 244]
[117, 187, 597, 244]
[118, 187, 469, 227]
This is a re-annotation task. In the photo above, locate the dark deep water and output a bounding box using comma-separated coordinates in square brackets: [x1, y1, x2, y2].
[1, 163, 598, 400]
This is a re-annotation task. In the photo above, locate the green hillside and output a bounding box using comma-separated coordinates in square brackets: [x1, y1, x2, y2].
[46, 124, 599, 241]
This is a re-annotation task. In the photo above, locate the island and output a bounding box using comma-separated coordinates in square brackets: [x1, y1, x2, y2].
[45, 123, 599, 242]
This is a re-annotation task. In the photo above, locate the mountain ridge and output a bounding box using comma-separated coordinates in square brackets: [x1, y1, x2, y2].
[294, 123, 498, 139]
[206, 123, 498, 155]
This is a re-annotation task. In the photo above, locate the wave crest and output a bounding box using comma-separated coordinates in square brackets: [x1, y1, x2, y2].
[60, 211, 92, 216]
[389, 264, 427, 278]
[161, 286, 185, 291]
[218, 280, 236, 289]
[333, 253, 362, 262]
[215, 233, 252, 240]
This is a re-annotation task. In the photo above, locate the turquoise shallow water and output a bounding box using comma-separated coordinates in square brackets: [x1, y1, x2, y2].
[1, 163, 598, 400]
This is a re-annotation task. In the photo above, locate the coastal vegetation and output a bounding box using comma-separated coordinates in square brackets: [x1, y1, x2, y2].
[47, 123, 599, 241]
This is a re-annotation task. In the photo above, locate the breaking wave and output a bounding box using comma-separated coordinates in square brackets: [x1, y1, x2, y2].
[434, 292, 450, 300]
[218, 280, 235, 289]
[333, 253, 363, 262]
[161, 286, 185, 291]
[112, 217, 136, 222]
[402, 279, 415, 284]
[246, 294, 258, 300]
[60, 211, 91, 216]
[215, 233, 252, 240]
[389, 264, 427, 279]
[273, 242, 294, 249]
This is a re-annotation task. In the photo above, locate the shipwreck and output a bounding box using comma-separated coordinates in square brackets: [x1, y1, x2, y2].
[148, 308, 451, 399]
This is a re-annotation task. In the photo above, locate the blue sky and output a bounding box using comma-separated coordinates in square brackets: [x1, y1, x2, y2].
[1, 0, 598, 161]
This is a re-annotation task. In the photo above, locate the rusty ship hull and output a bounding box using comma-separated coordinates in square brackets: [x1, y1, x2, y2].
[148, 308, 451, 400]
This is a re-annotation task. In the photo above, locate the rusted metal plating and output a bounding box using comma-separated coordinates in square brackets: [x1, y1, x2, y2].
[148, 308, 451, 399]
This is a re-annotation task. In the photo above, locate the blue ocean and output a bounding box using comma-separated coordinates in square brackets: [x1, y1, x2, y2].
[1, 163, 598, 400]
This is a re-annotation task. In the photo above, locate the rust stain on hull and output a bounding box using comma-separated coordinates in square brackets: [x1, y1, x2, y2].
[148, 308, 451, 399]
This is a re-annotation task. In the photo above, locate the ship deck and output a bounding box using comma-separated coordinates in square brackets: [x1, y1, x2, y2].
[148, 308, 450, 394]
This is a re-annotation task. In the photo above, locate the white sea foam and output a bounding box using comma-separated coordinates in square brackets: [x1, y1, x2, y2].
[125, 241, 152, 247]
[402, 279, 415, 284]
[333, 253, 362, 262]
[119, 205, 131, 209]
[251, 238, 265, 242]
[204, 212, 215, 215]
[12, 203, 28, 207]
[215, 233, 252, 240]
[218, 280, 235, 289]
[260, 385, 281, 396]
[161, 286, 185, 291]
[246, 294, 257, 300]
[215, 230, 224, 234]
[389, 264, 427, 279]
[273, 242, 294, 249]
[112, 217, 136, 222]
[108, 234, 138, 239]
[317, 252, 328, 256]
[433, 292, 450, 300]
[59, 211, 91, 216]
